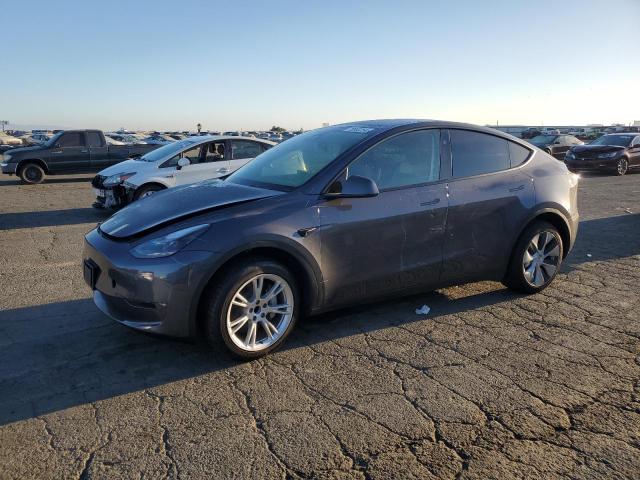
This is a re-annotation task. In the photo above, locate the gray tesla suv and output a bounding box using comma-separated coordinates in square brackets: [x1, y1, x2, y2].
[83, 120, 579, 358]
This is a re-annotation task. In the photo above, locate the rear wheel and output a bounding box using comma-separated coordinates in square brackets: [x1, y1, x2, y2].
[134, 184, 164, 200]
[19, 162, 45, 184]
[203, 258, 299, 359]
[616, 157, 628, 176]
[503, 221, 563, 294]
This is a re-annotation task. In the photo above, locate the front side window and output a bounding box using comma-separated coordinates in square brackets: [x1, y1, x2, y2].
[58, 132, 85, 147]
[451, 130, 510, 178]
[204, 142, 226, 162]
[346, 129, 440, 190]
[231, 140, 263, 160]
[162, 145, 202, 168]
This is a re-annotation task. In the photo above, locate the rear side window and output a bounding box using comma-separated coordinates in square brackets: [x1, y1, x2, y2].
[231, 140, 263, 160]
[508, 142, 530, 167]
[58, 132, 85, 147]
[450, 130, 509, 177]
[87, 132, 103, 147]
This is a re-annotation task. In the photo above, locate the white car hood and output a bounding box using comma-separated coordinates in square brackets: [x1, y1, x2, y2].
[97, 159, 154, 177]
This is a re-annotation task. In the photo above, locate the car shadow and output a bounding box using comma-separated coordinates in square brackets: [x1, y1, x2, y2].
[0, 176, 94, 186]
[0, 214, 637, 426]
[0, 208, 111, 230]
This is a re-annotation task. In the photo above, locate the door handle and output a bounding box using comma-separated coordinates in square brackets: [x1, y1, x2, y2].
[420, 198, 440, 206]
[52, 150, 62, 154]
[509, 184, 525, 193]
[80, 150, 88, 154]
[216, 168, 229, 173]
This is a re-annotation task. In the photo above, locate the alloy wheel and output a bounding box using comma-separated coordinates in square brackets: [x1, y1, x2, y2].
[226, 273, 294, 352]
[617, 158, 628, 175]
[522, 231, 560, 288]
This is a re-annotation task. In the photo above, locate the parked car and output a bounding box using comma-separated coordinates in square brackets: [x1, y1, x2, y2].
[143, 134, 175, 145]
[91, 136, 275, 209]
[527, 134, 583, 159]
[107, 133, 148, 144]
[20, 133, 51, 145]
[565, 133, 640, 175]
[520, 128, 542, 139]
[0, 131, 22, 146]
[83, 119, 579, 359]
[0, 130, 161, 184]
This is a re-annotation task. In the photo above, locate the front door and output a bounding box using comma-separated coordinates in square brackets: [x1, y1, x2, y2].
[49, 131, 90, 173]
[318, 129, 447, 307]
[174, 141, 229, 186]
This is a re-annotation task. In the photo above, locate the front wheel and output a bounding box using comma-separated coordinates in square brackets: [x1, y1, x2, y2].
[133, 184, 164, 200]
[616, 157, 628, 176]
[19, 162, 45, 184]
[203, 259, 299, 359]
[503, 221, 563, 294]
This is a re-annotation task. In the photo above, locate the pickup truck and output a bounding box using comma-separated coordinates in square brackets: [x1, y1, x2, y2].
[0, 129, 161, 184]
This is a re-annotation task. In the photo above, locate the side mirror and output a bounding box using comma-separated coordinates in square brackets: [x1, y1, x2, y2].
[177, 158, 191, 169]
[325, 175, 379, 198]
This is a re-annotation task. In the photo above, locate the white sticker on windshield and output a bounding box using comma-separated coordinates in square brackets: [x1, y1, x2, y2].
[344, 127, 375, 134]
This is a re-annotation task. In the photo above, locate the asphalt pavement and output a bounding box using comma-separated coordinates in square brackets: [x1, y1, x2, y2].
[0, 172, 638, 479]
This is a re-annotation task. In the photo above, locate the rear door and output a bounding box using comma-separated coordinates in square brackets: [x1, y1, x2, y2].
[228, 139, 269, 173]
[442, 129, 535, 283]
[49, 132, 90, 173]
[88, 131, 110, 170]
[318, 129, 448, 307]
[629, 136, 640, 167]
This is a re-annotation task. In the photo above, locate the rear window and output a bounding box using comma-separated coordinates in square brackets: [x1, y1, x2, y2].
[450, 130, 510, 177]
[508, 142, 530, 167]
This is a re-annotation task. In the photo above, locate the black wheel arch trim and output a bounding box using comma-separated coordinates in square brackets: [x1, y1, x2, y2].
[512, 204, 574, 259]
[188, 236, 324, 337]
[17, 158, 48, 174]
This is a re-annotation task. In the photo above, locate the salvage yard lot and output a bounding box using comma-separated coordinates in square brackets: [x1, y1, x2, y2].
[0, 173, 639, 479]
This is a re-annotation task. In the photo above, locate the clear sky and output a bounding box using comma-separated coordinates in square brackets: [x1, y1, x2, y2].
[2, 0, 639, 131]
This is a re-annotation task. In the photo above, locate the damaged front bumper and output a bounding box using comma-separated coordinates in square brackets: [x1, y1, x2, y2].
[91, 175, 130, 209]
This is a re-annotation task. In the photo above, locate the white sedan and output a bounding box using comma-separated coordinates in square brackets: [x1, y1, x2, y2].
[92, 135, 275, 209]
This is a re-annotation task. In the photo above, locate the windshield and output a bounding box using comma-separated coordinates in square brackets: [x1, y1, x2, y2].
[137, 139, 200, 162]
[590, 135, 634, 147]
[43, 131, 64, 147]
[529, 135, 557, 145]
[227, 125, 380, 189]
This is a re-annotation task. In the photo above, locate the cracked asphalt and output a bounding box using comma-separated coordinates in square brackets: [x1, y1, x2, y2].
[0, 172, 639, 479]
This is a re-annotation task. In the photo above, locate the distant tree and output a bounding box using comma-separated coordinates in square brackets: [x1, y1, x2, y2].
[270, 126, 286, 133]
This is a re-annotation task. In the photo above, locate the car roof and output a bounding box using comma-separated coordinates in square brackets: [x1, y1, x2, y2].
[176, 135, 276, 145]
[332, 119, 532, 143]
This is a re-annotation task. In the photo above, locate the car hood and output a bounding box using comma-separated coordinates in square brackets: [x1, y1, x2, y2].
[99, 180, 283, 239]
[2, 145, 45, 156]
[97, 159, 145, 177]
[571, 145, 625, 154]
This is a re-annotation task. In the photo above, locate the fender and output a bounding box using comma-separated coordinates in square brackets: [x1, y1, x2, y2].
[187, 235, 324, 337]
[512, 203, 575, 255]
[16, 158, 48, 174]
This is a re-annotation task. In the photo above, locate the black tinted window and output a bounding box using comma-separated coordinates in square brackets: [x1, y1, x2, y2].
[348, 129, 440, 190]
[87, 132, 103, 147]
[58, 132, 84, 147]
[231, 140, 262, 159]
[508, 142, 530, 167]
[451, 130, 509, 177]
[204, 142, 225, 162]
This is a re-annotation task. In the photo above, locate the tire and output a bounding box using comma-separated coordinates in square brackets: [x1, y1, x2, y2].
[18, 162, 45, 184]
[616, 157, 628, 176]
[503, 221, 563, 294]
[134, 184, 164, 200]
[203, 258, 300, 360]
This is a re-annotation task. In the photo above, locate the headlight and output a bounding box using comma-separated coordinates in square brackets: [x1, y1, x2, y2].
[598, 151, 619, 159]
[3, 155, 12, 163]
[130, 224, 209, 259]
[103, 172, 136, 186]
